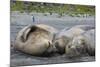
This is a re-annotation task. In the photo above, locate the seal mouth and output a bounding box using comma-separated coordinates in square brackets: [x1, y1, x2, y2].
[65, 45, 81, 57]
[66, 44, 88, 57]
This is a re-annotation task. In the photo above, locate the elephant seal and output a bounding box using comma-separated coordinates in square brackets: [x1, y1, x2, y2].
[65, 29, 95, 57]
[54, 25, 95, 54]
[14, 24, 58, 56]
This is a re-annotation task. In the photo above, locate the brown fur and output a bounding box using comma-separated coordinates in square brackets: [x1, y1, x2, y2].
[14, 24, 58, 56]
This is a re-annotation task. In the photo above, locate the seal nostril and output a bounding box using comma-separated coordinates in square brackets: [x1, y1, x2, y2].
[48, 41, 52, 47]
[68, 45, 71, 48]
[76, 47, 81, 52]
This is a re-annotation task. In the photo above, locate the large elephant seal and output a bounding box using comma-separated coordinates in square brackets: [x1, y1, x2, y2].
[65, 29, 95, 57]
[14, 24, 58, 56]
[54, 25, 94, 54]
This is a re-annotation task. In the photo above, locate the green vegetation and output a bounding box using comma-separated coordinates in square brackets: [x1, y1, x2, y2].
[11, 1, 95, 16]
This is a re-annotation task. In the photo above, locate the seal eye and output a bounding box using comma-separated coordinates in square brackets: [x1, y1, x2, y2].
[80, 39, 85, 45]
[48, 41, 51, 45]
[68, 45, 71, 48]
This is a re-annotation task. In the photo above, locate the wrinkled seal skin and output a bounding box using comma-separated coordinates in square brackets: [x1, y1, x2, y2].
[14, 24, 58, 56]
[54, 25, 94, 54]
[65, 29, 95, 57]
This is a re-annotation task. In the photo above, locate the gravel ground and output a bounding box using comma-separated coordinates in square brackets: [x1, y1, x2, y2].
[10, 12, 95, 67]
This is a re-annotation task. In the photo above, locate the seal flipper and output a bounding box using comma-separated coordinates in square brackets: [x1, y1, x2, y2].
[23, 28, 31, 41]
[22, 25, 38, 42]
[19, 25, 33, 42]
